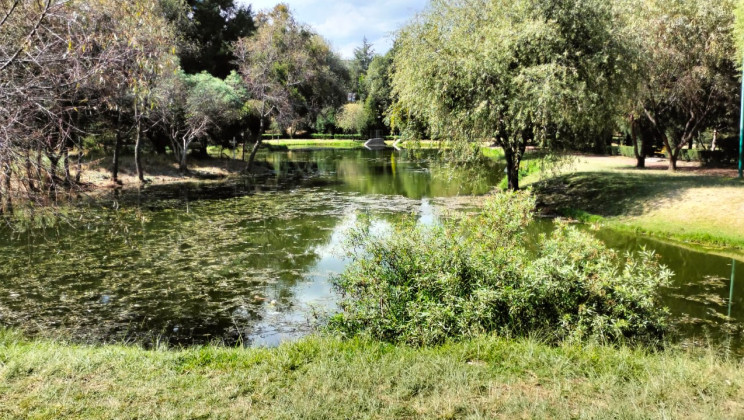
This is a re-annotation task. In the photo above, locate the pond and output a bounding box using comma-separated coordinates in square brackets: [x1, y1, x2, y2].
[0, 148, 741, 351]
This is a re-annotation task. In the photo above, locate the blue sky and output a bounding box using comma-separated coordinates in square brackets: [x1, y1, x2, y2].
[239, 1, 428, 58]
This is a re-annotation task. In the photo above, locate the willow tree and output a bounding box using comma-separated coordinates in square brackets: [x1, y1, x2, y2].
[627, 0, 738, 171]
[392, 0, 630, 190]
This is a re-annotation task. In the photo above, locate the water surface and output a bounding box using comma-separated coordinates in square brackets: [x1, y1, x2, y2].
[0, 148, 741, 351]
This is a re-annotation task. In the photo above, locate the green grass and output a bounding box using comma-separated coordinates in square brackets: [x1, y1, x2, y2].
[2, 330, 743, 418]
[480, 147, 505, 159]
[263, 139, 365, 149]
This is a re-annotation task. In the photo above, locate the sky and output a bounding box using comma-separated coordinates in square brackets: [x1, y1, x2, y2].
[238, 0, 429, 59]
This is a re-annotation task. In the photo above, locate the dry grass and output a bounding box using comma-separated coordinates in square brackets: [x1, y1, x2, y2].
[531, 155, 744, 250]
[81, 153, 247, 190]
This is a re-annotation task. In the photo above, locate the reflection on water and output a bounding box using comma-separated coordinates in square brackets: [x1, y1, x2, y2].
[0, 148, 742, 351]
[0, 149, 493, 347]
[730, 260, 736, 318]
[590, 229, 744, 352]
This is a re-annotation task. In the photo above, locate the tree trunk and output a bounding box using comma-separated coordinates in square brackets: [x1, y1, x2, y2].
[630, 115, 645, 168]
[0, 162, 8, 214]
[134, 117, 145, 183]
[711, 129, 718, 151]
[4, 163, 12, 213]
[48, 154, 59, 191]
[75, 150, 82, 183]
[179, 141, 189, 173]
[63, 148, 71, 186]
[246, 139, 262, 173]
[657, 131, 677, 172]
[112, 111, 123, 185]
[668, 148, 678, 172]
[25, 148, 36, 192]
[36, 148, 44, 192]
[0, 171, 4, 216]
[503, 148, 520, 191]
[246, 117, 265, 173]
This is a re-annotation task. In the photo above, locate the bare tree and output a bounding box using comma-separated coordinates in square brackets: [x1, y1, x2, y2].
[0, 0, 179, 214]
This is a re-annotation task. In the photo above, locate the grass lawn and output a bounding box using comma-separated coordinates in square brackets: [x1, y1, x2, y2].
[2, 330, 744, 419]
[528, 155, 744, 251]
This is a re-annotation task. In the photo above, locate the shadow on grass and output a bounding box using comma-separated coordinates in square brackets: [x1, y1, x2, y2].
[533, 171, 742, 217]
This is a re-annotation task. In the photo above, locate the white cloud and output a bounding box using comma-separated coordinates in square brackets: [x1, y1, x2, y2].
[238, 0, 428, 58]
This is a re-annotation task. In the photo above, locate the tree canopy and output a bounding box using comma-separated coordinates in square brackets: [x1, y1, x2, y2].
[233, 4, 347, 170]
[392, 0, 631, 190]
[178, 0, 255, 78]
[623, 0, 738, 171]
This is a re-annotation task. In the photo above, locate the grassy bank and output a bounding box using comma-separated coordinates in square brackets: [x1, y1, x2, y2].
[1, 330, 743, 419]
[528, 155, 744, 251]
[262, 139, 365, 149]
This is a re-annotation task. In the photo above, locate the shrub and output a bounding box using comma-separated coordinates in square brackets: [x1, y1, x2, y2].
[617, 145, 636, 158]
[333, 134, 364, 140]
[330, 192, 672, 346]
[666, 149, 700, 162]
[698, 150, 727, 166]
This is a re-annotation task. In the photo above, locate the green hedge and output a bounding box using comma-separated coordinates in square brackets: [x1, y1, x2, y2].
[614, 146, 707, 163]
[618, 145, 636, 158]
[309, 134, 398, 141]
[666, 149, 700, 162]
[261, 133, 399, 141]
[610, 145, 636, 158]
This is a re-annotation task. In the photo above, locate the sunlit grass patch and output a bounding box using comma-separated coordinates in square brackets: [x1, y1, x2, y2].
[532, 156, 744, 250]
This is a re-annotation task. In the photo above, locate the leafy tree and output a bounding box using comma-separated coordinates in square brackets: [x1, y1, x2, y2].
[0, 0, 177, 207]
[392, 0, 631, 190]
[315, 107, 338, 134]
[337, 103, 368, 135]
[363, 52, 394, 135]
[104, 1, 179, 183]
[177, 0, 255, 78]
[625, 0, 739, 171]
[734, 0, 744, 60]
[233, 4, 347, 171]
[153, 71, 246, 172]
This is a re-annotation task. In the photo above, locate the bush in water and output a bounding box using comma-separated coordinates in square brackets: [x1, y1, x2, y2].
[330, 192, 672, 346]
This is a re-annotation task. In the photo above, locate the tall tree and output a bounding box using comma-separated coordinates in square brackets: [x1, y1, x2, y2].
[626, 0, 739, 171]
[363, 52, 394, 135]
[349, 37, 375, 101]
[392, 0, 631, 190]
[178, 0, 255, 78]
[233, 4, 347, 172]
